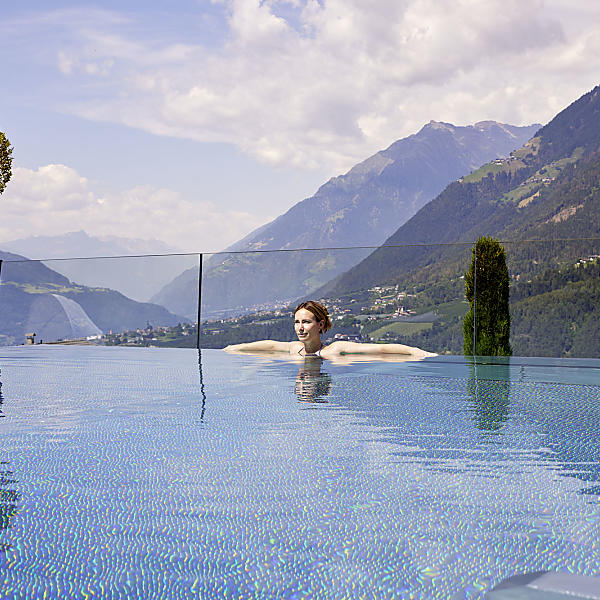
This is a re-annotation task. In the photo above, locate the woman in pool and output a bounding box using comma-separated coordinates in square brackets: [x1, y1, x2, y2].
[224, 300, 436, 359]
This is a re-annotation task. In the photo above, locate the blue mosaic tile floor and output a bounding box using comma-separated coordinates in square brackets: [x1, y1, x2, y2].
[0, 346, 599, 598]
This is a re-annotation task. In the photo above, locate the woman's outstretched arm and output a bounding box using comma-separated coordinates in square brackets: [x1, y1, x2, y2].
[224, 340, 292, 353]
[326, 340, 436, 357]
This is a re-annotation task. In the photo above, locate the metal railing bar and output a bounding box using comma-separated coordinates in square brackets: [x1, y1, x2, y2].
[1, 236, 599, 264]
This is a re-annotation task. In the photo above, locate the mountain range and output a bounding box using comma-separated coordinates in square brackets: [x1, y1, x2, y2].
[0, 231, 196, 302]
[152, 120, 539, 318]
[5, 83, 599, 356]
[320, 86, 600, 297]
[313, 84, 600, 356]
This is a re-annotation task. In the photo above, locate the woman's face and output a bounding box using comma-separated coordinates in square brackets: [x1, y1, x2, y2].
[294, 308, 324, 343]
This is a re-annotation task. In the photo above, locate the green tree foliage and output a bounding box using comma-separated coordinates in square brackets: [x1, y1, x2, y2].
[463, 237, 512, 356]
[0, 131, 13, 195]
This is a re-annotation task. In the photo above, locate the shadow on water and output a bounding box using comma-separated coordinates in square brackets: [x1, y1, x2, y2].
[295, 357, 333, 404]
[467, 358, 511, 433]
[0, 372, 21, 553]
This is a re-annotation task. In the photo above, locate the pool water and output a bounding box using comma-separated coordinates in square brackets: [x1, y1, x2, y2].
[0, 346, 599, 599]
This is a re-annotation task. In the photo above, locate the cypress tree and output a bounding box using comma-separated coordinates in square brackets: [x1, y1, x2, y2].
[463, 236, 512, 356]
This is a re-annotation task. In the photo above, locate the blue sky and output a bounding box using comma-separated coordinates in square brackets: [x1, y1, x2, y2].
[1, 0, 599, 252]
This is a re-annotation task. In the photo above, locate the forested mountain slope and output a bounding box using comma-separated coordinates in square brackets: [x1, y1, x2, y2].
[319, 85, 600, 298]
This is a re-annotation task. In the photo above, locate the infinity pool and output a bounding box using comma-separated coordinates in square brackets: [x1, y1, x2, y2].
[0, 346, 599, 598]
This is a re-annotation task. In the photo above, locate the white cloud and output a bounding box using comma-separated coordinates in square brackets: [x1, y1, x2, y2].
[0, 165, 268, 253]
[38, 0, 599, 174]
[4, 1, 600, 176]
[3, 165, 93, 214]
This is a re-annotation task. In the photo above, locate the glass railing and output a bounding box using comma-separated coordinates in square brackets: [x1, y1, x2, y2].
[200, 242, 471, 353]
[0, 238, 598, 359]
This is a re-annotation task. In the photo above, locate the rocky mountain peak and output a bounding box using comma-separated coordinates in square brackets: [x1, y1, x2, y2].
[152, 119, 538, 318]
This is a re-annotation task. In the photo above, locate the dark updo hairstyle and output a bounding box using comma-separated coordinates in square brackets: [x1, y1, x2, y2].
[294, 300, 332, 333]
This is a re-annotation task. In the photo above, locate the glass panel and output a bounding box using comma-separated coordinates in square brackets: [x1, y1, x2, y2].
[199, 243, 472, 355]
[363, 243, 472, 355]
[0, 254, 198, 348]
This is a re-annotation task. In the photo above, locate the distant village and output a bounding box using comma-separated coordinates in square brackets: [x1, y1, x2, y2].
[98, 283, 416, 347]
[25, 282, 421, 347]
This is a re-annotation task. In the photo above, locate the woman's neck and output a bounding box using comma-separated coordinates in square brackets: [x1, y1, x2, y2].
[302, 339, 323, 355]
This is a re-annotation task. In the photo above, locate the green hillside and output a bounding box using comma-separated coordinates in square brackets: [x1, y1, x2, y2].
[510, 259, 600, 357]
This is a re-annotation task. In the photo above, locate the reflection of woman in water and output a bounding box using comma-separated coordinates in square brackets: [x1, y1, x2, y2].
[224, 300, 436, 359]
[295, 357, 332, 403]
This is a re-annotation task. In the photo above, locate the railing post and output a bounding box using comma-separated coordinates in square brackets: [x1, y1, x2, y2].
[472, 243, 477, 357]
[196, 253, 203, 350]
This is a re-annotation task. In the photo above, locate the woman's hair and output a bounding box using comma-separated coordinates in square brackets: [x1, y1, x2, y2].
[294, 300, 332, 333]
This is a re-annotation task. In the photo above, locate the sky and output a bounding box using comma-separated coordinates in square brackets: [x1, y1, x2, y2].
[0, 0, 599, 254]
